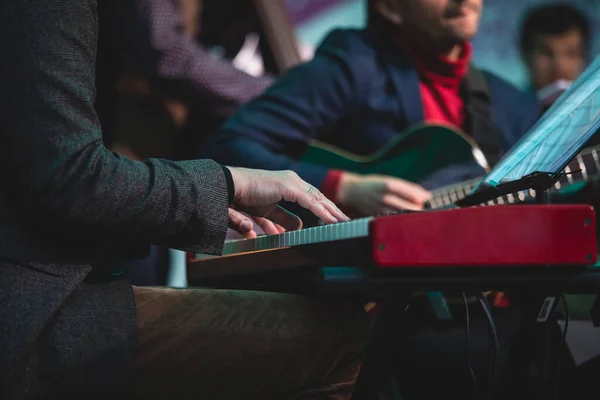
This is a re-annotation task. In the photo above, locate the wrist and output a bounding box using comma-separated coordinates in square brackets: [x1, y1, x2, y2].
[221, 166, 235, 204]
[321, 169, 344, 204]
[225, 166, 249, 204]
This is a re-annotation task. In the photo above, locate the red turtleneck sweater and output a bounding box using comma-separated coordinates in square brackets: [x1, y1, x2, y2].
[399, 37, 472, 129]
[321, 38, 472, 202]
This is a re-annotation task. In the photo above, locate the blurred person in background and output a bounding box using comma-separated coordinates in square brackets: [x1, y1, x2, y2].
[519, 4, 590, 110]
[520, 4, 600, 208]
[95, 0, 276, 161]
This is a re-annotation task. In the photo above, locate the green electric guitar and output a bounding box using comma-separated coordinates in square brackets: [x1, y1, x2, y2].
[300, 123, 599, 207]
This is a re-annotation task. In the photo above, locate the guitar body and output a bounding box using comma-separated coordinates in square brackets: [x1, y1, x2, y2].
[297, 123, 496, 305]
[299, 124, 490, 184]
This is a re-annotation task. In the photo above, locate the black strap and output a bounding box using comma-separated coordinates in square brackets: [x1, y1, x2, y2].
[463, 67, 503, 167]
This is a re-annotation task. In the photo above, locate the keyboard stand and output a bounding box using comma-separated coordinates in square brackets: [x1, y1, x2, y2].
[495, 180, 565, 399]
[496, 292, 565, 400]
[352, 295, 410, 400]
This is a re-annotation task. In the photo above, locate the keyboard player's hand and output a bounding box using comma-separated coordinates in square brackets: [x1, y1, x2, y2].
[226, 167, 349, 238]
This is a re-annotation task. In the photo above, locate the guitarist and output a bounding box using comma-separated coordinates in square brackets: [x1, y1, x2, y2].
[200, 0, 540, 218]
[200, 0, 541, 398]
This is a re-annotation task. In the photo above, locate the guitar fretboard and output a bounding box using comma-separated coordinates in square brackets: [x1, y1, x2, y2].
[223, 217, 372, 255]
[426, 145, 600, 208]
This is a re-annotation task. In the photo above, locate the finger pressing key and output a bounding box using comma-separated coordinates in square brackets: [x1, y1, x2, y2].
[298, 191, 338, 224]
[311, 188, 349, 222]
[253, 216, 284, 235]
[321, 196, 350, 222]
[227, 208, 257, 238]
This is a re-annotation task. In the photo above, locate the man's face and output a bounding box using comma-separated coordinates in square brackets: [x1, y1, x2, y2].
[526, 28, 586, 90]
[381, 0, 483, 45]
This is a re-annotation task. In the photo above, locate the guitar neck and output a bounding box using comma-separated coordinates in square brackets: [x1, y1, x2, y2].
[428, 178, 482, 208]
[428, 144, 600, 208]
[223, 217, 372, 255]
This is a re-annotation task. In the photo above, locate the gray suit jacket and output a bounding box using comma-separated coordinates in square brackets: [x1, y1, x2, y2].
[0, 0, 229, 397]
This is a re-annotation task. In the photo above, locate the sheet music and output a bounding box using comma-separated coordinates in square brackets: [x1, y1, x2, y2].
[482, 56, 600, 187]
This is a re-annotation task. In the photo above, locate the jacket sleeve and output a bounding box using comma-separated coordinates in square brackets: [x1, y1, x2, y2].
[0, 0, 229, 255]
[200, 36, 359, 189]
[110, 0, 273, 117]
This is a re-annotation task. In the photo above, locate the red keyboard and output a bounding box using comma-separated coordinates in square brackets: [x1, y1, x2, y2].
[371, 204, 596, 267]
[187, 205, 597, 282]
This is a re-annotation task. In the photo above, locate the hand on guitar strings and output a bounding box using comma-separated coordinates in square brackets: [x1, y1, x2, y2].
[336, 173, 432, 216]
[226, 167, 349, 238]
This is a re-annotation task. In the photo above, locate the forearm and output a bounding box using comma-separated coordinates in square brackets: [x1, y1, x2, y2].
[6, 128, 230, 254]
[0, 0, 229, 254]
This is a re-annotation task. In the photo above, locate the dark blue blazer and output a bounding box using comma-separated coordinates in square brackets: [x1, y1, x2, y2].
[200, 28, 541, 190]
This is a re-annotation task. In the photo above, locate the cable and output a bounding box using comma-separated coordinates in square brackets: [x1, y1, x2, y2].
[555, 294, 569, 400]
[478, 293, 499, 400]
[462, 292, 482, 400]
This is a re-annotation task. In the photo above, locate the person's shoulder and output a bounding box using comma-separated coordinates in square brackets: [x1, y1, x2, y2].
[479, 69, 541, 139]
[313, 28, 378, 61]
[306, 28, 381, 90]
[317, 28, 374, 49]
[481, 69, 539, 109]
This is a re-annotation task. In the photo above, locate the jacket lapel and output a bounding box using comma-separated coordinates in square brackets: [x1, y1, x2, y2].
[382, 49, 424, 127]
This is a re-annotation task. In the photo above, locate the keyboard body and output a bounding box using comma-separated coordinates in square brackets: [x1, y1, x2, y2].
[187, 205, 597, 287]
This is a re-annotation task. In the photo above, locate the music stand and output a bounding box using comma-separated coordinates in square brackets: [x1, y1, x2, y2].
[456, 55, 600, 207]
